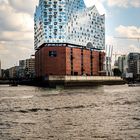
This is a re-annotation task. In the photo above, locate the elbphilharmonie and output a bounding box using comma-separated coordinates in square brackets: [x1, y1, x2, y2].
[34, 0, 105, 77]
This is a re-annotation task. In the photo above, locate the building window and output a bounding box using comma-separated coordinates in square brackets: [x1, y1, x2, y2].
[54, 22, 57, 25]
[59, 25, 62, 29]
[49, 51, 57, 57]
[59, 8, 63, 11]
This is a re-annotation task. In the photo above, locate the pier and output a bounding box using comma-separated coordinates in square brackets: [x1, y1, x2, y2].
[48, 76, 125, 87]
[0, 76, 125, 87]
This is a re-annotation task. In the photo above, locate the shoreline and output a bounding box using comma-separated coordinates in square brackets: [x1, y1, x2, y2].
[0, 76, 126, 88]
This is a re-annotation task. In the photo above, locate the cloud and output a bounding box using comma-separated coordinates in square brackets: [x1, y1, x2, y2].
[115, 25, 140, 38]
[0, 1, 34, 32]
[8, 0, 38, 15]
[105, 26, 140, 64]
[84, 0, 106, 15]
[105, 33, 140, 60]
[0, 31, 33, 42]
[0, 42, 9, 55]
[107, 0, 140, 8]
[106, 35, 116, 45]
[0, 0, 37, 69]
[128, 44, 140, 52]
[0, 40, 34, 67]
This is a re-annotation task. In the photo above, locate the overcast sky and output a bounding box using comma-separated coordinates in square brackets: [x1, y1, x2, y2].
[0, 0, 140, 69]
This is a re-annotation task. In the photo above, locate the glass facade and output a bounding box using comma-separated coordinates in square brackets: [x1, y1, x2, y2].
[34, 0, 105, 50]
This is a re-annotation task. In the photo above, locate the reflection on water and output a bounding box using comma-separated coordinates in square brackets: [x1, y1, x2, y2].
[0, 85, 140, 140]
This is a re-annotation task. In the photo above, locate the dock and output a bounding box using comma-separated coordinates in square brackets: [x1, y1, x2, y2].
[0, 76, 125, 88]
[47, 76, 125, 87]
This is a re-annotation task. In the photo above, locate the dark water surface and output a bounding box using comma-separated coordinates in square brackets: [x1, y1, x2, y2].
[0, 85, 140, 140]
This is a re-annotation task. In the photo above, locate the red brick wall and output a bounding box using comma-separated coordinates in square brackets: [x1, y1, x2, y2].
[35, 46, 67, 77]
[46, 47, 66, 76]
[66, 47, 71, 75]
[92, 51, 99, 76]
[35, 45, 105, 77]
[83, 49, 91, 75]
[100, 52, 105, 71]
[72, 48, 82, 75]
[35, 51, 38, 77]
[35, 49, 42, 77]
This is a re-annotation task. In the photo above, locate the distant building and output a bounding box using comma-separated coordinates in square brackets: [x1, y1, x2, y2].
[116, 53, 140, 80]
[5, 56, 35, 79]
[18, 58, 35, 78]
[105, 56, 112, 76]
[34, 0, 105, 77]
[18, 60, 26, 78]
[128, 53, 140, 80]
[25, 58, 35, 78]
[9, 66, 19, 78]
[19, 60, 26, 69]
[118, 55, 128, 74]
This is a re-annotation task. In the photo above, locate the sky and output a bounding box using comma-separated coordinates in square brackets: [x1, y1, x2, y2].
[0, 0, 140, 69]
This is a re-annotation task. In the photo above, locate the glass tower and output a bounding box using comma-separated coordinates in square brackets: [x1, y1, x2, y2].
[34, 0, 105, 50]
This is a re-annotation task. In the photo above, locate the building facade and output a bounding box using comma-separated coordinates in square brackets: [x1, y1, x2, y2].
[8, 66, 19, 79]
[115, 53, 140, 80]
[25, 58, 35, 74]
[34, 0, 105, 50]
[34, 0, 105, 77]
[35, 45, 105, 77]
[128, 53, 140, 79]
[118, 55, 128, 74]
[18, 58, 35, 78]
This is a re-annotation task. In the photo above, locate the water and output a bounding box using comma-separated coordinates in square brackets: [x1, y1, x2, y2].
[0, 85, 140, 140]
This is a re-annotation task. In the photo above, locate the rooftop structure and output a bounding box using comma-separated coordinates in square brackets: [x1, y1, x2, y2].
[128, 53, 140, 79]
[34, 0, 105, 50]
[34, 0, 105, 77]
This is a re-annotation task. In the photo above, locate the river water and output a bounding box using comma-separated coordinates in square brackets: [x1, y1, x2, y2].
[0, 85, 140, 140]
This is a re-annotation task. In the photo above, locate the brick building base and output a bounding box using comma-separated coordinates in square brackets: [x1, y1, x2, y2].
[35, 44, 105, 78]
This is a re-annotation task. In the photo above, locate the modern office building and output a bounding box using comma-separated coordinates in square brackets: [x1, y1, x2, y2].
[115, 53, 140, 80]
[105, 56, 112, 76]
[18, 60, 26, 78]
[34, 0, 105, 78]
[118, 55, 128, 74]
[128, 53, 140, 79]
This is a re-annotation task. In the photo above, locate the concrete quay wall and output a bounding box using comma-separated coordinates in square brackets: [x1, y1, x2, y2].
[49, 76, 122, 81]
[48, 76, 125, 87]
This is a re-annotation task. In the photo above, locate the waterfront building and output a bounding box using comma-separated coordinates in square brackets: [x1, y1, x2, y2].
[8, 66, 19, 79]
[118, 55, 128, 74]
[116, 53, 140, 80]
[128, 53, 140, 80]
[105, 56, 112, 76]
[34, 0, 105, 78]
[18, 58, 35, 78]
[19, 60, 26, 69]
[18, 60, 26, 78]
[25, 58, 35, 75]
